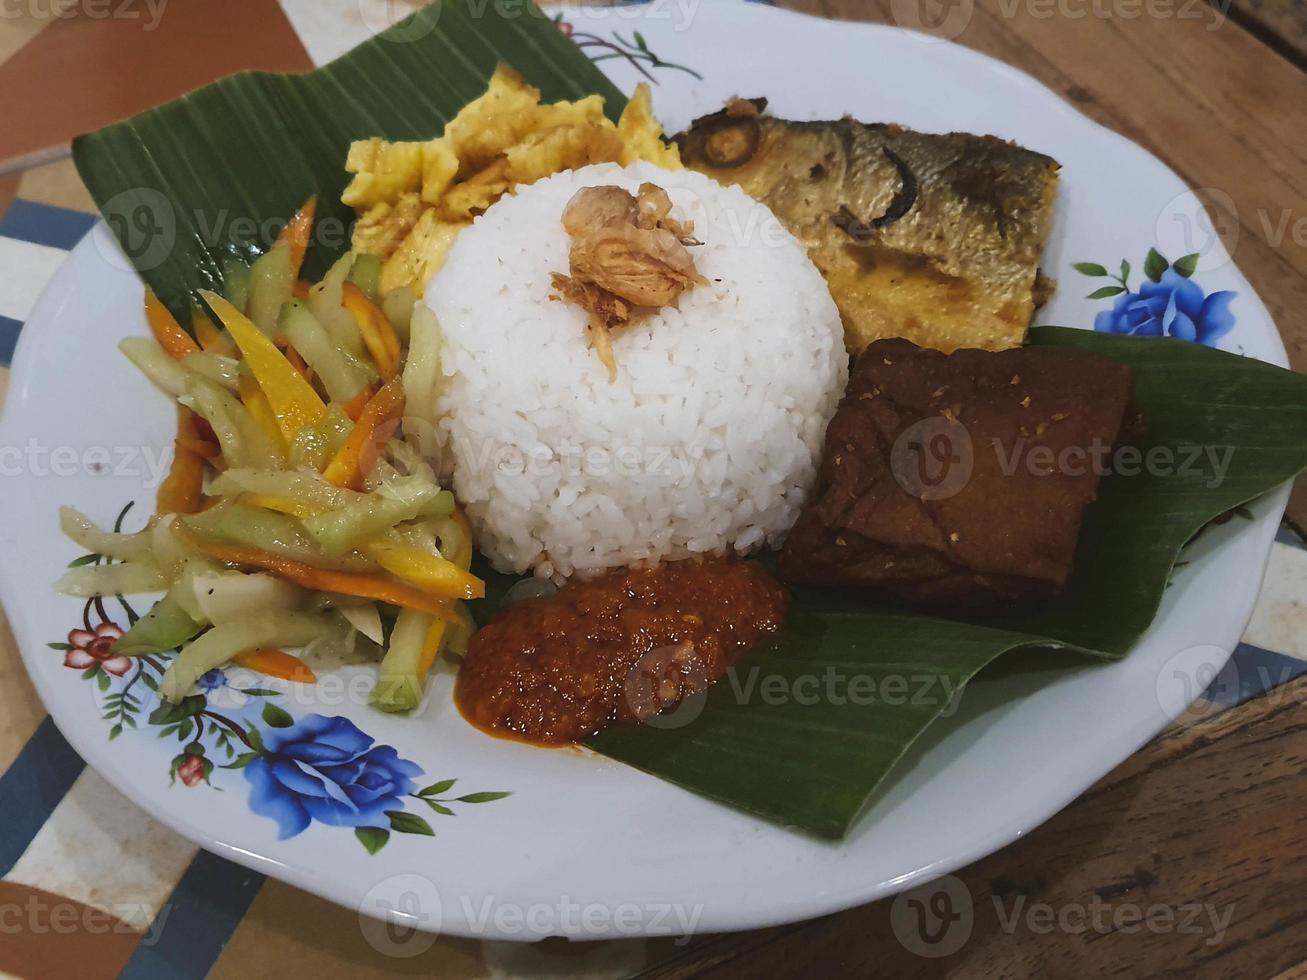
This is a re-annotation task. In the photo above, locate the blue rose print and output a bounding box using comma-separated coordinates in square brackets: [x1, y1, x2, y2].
[1078, 249, 1236, 347]
[244, 713, 423, 839]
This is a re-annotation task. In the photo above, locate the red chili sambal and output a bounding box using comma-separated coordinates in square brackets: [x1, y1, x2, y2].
[455, 557, 789, 745]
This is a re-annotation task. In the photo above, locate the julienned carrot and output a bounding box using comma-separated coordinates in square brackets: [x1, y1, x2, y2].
[278, 196, 317, 279]
[274, 336, 313, 383]
[157, 408, 206, 514]
[291, 280, 312, 301]
[233, 648, 317, 683]
[323, 378, 405, 490]
[341, 282, 401, 380]
[178, 527, 456, 621]
[342, 384, 375, 422]
[192, 307, 234, 356]
[177, 435, 221, 460]
[146, 290, 200, 360]
[450, 507, 474, 569]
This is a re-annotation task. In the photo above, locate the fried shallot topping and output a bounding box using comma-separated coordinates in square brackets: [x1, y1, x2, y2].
[724, 96, 761, 118]
[551, 183, 706, 381]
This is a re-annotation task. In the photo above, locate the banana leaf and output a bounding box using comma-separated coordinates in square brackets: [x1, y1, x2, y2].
[72, 0, 625, 324]
[467, 329, 1307, 839]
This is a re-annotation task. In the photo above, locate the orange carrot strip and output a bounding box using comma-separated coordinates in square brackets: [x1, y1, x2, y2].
[192, 307, 235, 356]
[178, 529, 457, 620]
[157, 408, 207, 515]
[273, 336, 314, 384]
[146, 290, 200, 360]
[322, 378, 405, 490]
[291, 280, 312, 301]
[450, 507, 474, 570]
[177, 435, 221, 460]
[277, 196, 317, 279]
[233, 648, 317, 684]
[342, 384, 375, 422]
[341, 282, 401, 381]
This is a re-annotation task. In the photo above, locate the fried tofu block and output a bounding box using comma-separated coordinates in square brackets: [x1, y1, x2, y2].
[779, 339, 1139, 609]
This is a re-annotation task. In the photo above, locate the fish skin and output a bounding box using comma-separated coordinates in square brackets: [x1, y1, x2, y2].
[676, 101, 1061, 354]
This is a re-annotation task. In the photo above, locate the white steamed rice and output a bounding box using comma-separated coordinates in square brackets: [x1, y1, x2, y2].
[405, 161, 847, 579]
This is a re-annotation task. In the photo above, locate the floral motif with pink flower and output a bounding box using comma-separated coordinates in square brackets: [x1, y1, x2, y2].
[62, 623, 131, 677]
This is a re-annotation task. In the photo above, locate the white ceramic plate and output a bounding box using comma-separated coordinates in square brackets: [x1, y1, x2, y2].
[0, 1, 1288, 941]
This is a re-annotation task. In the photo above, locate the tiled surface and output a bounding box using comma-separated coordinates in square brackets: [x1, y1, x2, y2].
[0, 2, 1303, 978]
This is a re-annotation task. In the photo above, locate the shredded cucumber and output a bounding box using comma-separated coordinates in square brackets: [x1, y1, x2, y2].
[59, 507, 154, 561]
[150, 516, 198, 577]
[160, 610, 338, 702]
[55, 561, 167, 597]
[381, 286, 417, 343]
[307, 253, 369, 361]
[209, 468, 355, 509]
[185, 375, 284, 469]
[370, 608, 432, 713]
[247, 241, 294, 335]
[222, 258, 252, 313]
[120, 337, 189, 398]
[193, 570, 305, 624]
[180, 351, 241, 391]
[184, 502, 375, 572]
[115, 586, 202, 655]
[336, 600, 384, 644]
[278, 300, 373, 402]
[303, 478, 453, 556]
[347, 253, 382, 301]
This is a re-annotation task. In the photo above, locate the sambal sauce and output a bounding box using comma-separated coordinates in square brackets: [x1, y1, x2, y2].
[454, 558, 789, 745]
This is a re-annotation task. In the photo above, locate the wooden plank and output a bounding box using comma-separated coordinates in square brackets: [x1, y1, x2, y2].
[1227, 0, 1307, 67]
[639, 676, 1307, 978]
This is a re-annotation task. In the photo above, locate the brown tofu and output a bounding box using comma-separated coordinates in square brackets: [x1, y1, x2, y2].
[779, 338, 1139, 609]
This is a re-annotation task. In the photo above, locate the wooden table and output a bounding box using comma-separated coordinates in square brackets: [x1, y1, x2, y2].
[0, 2, 1304, 977]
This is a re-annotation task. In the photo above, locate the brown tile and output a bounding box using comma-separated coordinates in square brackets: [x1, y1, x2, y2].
[0, 882, 143, 979]
[0, 172, 18, 221]
[16, 158, 97, 214]
[0, 0, 314, 163]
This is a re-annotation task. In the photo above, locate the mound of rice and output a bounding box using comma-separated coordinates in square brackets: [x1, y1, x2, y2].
[406, 161, 847, 579]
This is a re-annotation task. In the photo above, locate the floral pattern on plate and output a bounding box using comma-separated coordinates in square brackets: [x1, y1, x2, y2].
[1077, 249, 1236, 346]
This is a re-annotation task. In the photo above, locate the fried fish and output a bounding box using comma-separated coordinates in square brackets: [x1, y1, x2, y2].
[676, 99, 1060, 354]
